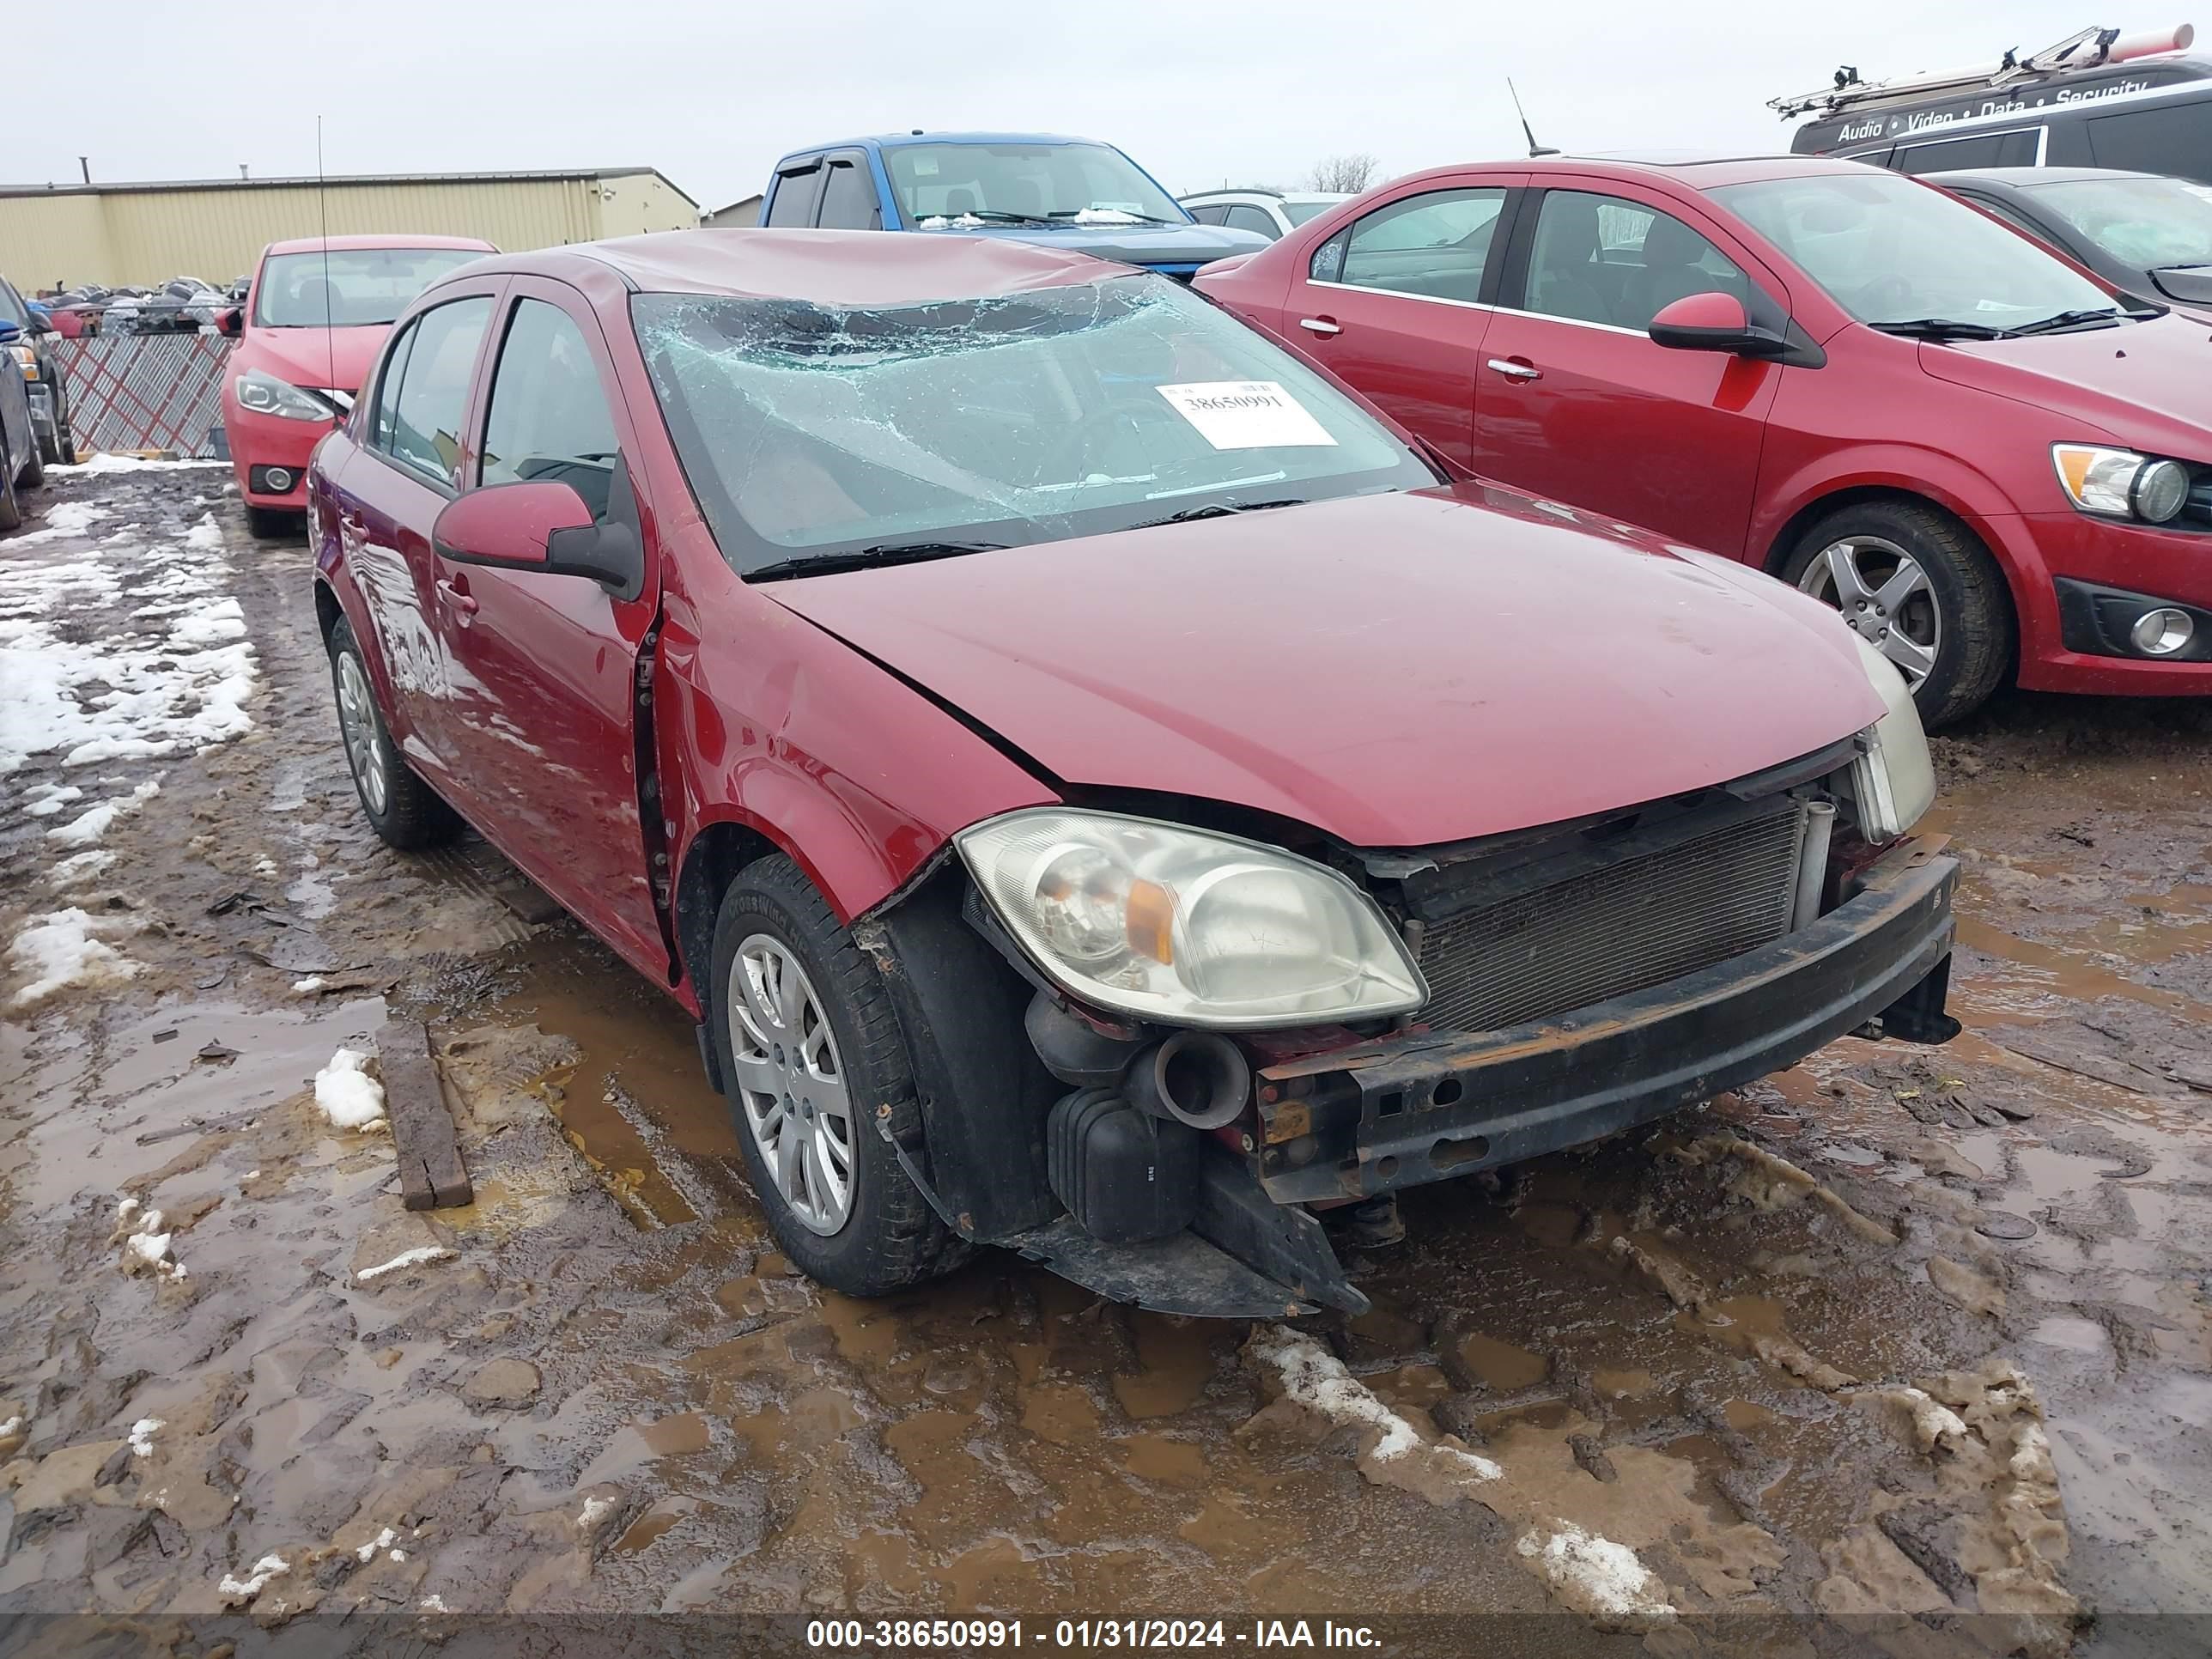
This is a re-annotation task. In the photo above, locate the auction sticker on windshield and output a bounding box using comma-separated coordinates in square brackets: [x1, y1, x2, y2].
[1155, 382, 1337, 449]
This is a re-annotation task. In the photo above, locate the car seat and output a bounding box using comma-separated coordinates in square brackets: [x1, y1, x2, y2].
[1527, 198, 1614, 325]
[1620, 216, 1740, 331]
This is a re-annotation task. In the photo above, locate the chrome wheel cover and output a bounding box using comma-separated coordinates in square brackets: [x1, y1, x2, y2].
[335, 650, 389, 817]
[1797, 534, 1941, 688]
[727, 933, 854, 1236]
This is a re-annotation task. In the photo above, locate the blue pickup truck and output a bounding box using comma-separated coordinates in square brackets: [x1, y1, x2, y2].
[758, 132, 1269, 280]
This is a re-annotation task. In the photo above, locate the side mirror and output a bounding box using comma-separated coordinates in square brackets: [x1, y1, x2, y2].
[215, 307, 243, 337]
[432, 478, 641, 594]
[1648, 291, 1784, 356]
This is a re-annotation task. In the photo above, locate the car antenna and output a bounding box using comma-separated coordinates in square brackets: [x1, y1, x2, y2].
[317, 115, 335, 397]
[1507, 78, 1560, 157]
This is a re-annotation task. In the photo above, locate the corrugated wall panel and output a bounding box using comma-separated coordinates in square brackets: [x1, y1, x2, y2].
[2, 179, 635, 289]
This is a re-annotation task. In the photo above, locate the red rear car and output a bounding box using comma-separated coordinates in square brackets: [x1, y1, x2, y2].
[307, 230, 1957, 1316]
[221, 234, 493, 538]
[1196, 155, 2212, 723]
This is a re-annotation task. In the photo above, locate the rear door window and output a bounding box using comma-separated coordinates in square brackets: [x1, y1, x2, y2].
[382, 296, 493, 491]
[1224, 204, 1282, 240]
[370, 321, 418, 453]
[1334, 188, 1507, 303]
[767, 161, 824, 228]
[814, 155, 881, 230]
[480, 298, 622, 520]
[2087, 100, 2212, 173]
[1186, 203, 1229, 225]
[1892, 128, 2042, 173]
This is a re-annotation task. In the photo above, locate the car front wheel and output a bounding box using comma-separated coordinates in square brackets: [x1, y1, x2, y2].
[708, 854, 963, 1297]
[1782, 499, 2013, 727]
[327, 616, 459, 848]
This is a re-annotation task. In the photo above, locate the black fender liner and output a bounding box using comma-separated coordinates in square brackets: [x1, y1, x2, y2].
[852, 865, 1061, 1241]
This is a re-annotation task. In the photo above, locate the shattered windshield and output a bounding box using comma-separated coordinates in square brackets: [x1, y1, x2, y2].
[884, 143, 1186, 227]
[631, 277, 1438, 577]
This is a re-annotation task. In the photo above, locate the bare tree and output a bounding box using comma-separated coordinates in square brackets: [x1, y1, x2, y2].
[1306, 153, 1379, 194]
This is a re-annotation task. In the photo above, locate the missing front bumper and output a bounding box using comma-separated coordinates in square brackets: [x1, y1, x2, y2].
[1251, 839, 1960, 1203]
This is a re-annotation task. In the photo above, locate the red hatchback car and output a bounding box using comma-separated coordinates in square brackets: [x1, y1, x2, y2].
[307, 230, 1957, 1316]
[221, 234, 494, 538]
[1195, 155, 2212, 724]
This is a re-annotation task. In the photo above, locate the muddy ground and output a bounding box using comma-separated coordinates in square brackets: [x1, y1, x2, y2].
[1, 466, 2207, 1657]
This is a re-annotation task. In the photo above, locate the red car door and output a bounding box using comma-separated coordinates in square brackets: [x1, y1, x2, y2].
[1283, 178, 1524, 469]
[1470, 182, 1790, 555]
[423, 276, 666, 975]
[336, 282, 506, 781]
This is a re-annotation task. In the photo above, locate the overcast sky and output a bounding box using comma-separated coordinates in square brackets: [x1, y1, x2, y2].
[15, 3, 2129, 210]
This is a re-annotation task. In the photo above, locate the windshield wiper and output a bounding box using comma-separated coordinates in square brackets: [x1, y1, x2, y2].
[2011, 307, 2132, 335]
[934, 210, 1059, 227]
[1128, 498, 1310, 531]
[747, 540, 1008, 581]
[1869, 318, 2019, 340]
[1045, 209, 1178, 225]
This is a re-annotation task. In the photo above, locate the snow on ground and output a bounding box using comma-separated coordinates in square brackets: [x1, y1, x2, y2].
[8, 502, 111, 546]
[47, 454, 229, 475]
[7, 909, 139, 1007]
[1514, 1523, 1676, 1622]
[0, 503, 258, 779]
[314, 1048, 389, 1130]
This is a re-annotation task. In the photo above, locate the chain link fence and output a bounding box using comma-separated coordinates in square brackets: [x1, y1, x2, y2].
[52, 335, 234, 458]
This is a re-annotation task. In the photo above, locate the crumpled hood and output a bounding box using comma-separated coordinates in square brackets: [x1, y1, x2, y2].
[234, 325, 392, 397]
[768, 487, 1885, 849]
[1917, 313, 2212, 453]
[917, 222, 1271, 269]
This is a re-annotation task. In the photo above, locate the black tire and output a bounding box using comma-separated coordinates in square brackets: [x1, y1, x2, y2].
[326, 617, 460, 849]
[0, 462, 19, 532]
[1780, 498, 2014, 729]
[17, 442, 42, 490]
[37, 429, 58, 467]
[708, 854, 962, 1297]
[246, 504, 301, 541]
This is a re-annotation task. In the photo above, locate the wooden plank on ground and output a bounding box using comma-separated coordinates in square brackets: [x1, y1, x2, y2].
[376, 1018, 472, 1210]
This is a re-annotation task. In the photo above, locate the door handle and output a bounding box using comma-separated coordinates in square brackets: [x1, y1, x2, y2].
[434, 576, 478, 618]
[1486, 357, 1542, 382]
[1298, 316, 1341, 337]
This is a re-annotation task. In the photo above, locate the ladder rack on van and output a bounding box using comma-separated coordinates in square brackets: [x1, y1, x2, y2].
[1770, 22, 2196, 119]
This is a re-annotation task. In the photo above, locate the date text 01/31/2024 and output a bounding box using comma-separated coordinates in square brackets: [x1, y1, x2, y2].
[805, 1620, 1383, 1650]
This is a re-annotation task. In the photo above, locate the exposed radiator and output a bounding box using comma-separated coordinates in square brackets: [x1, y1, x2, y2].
[1415, 800, 1807, 1034]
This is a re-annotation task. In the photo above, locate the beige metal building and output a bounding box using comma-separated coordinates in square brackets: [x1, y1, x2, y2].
[702, 194, 763, 228]
[0, 167, 702, 290]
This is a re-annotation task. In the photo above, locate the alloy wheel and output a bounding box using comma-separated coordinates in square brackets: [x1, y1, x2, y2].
[335, 650, 389, 817]
[727, 934, 855, 1235]
[1796, 534, 1942, 688]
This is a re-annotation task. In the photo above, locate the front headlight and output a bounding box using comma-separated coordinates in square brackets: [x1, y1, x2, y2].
[2051, 444, 2193, 525]
[9, 344, 34, 380]
[957, 808, 1427, 1029]
[234, 368, 334, 422]
[1840, 636, 1936, 842]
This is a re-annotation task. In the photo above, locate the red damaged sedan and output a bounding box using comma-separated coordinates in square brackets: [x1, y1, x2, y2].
[307, 229, 1958, 1316]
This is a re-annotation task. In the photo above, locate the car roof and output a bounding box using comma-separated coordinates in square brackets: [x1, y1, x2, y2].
[1378, 153, 1881, 194]
[263, 233, 497, 257]
[1918, 166, 2163, 190]
[1181, 189, 1346, 203]
[784, 131, 1107, 157]
[476, 227, 1124, 308]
